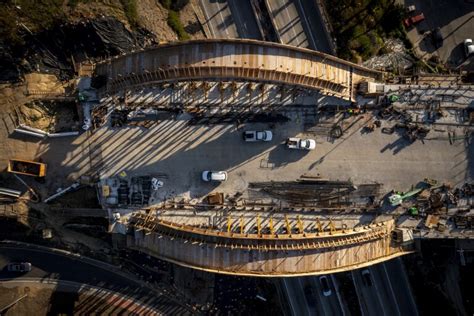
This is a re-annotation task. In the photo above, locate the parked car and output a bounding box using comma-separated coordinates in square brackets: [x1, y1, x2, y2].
[319, 276, 332, 296]
[431, 27, 443, 48]
[201, 171, 227, 182]
[403, 13, 425, 28]
[303, 285, 316, 306]
[361, 269, 373, 286]
[243, 130, 273, 142]
[465, 39, 474, 57]
[286, 137, 316, 150]
[6, 262, 32, 272]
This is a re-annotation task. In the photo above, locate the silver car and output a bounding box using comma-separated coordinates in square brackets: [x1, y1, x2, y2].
[7, 262, 32, 272]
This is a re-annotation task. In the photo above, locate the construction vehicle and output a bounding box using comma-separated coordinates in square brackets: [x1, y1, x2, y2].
[388, 188, 423, 206]
[7, 159, 47, 177]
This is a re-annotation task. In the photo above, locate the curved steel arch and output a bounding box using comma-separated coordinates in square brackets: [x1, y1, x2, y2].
[94, 39, 383, 101]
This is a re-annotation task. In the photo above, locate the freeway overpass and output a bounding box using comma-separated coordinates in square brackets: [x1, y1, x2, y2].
[94, 39, 383, 101]
[119, 204, 414, 277]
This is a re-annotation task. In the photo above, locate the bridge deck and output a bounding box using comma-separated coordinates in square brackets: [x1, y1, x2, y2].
[94, 39, 382, 101]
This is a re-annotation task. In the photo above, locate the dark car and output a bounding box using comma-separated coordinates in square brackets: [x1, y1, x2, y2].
[304, 285, 316, 306]
[362, 269, 373, 286]
[432, 28, 443, 48]
[319, 276, 332, 296]
[6, 262, 32, 272]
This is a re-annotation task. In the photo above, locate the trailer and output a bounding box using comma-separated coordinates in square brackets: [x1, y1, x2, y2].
[7, 159, 47, 177]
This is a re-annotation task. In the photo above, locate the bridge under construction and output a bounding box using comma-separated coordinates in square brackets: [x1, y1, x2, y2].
[94, 39, 383, 102]
[89, 39, 473, 278]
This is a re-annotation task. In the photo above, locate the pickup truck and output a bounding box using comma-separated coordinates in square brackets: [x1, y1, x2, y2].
[243, 130, 273, 142]
[286, 137, 316, 150]
[403, 13, 425, 28]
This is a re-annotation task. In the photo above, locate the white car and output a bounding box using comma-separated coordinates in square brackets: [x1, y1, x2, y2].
[243, 130, 273, 142]
[286, 137, 316, 150]
[464, 39, 474, 57]
[202, 171, 227, 182]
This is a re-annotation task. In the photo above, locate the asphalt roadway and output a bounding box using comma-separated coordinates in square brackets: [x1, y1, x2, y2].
[199, 0, 238, 38]
[266, 0, 310, 48]
[0, 244, 191, 315]
[227, 0, 262, 40]
[282, 274, 344, 315]
[352, 259, 418, 316]
[282, 258, 418, 316]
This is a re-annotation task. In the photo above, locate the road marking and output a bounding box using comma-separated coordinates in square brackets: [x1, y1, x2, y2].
[382, 263, 402, 316]
[200, 0, 216, 38]
[215, 1, 231, 38]
[396, 258, 419, 316]
[295, 0, 317, 50]
[370, 267, 388, 316]
[282, 278, 298, 316]
[331, 274, 346, 316]
[351, 270, 368, 316]
[311, 276, 329, 316]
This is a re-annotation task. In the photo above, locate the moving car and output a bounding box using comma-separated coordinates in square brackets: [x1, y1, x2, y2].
[7, 262, 32, 272]
[286, 137, 316, 150]
[465, 39, 474, 57]
[201, 171, 227, 182]
[243, 130, 273, 142]
[403, 13, 425, 28]
[361, 269, 373, 286]
[319, 275, 332, 296]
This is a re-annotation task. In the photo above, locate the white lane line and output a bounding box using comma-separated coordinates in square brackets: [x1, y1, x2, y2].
[200, 0, 216, 38]
[312, 276, 329, 316]
[215, 0, 231, 38]
[371, 267, 388, 316]
[396, 258, 419, 316]
[295, 0, 317, 49]
[282, 278, 298, 316]
[296, 277, 313, 316]
[382, 263, 402, 316]
[351, 271, 367, 316]
[228, 0, 246, 38]
[331, 275, 346, 316]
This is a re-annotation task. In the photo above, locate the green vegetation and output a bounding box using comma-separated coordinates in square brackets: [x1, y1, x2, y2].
[167, 10, 190, 40]
[67, 0, 93, 9]
[120, 0, 138, 27]
[324, 0, 407, 62]
[0, 0, 65, 45]
[159, 0, 190, 40]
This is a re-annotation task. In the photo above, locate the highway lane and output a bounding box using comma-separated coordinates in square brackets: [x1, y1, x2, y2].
[352, 268, 385, 316]
[353, 260, 418, 316]
[0, 245, 190, 314]
[297, 0, 333, 54]
[266, 0, 309, 48]
[310, 275, 344, 316]
[199, 0, 238, 38]
[282, 277, 313, 316]
[371, 264, 401, 316]
[282, 275, 345, 316]
[384, 258, 419, 316]
[227, 0, 262, 40]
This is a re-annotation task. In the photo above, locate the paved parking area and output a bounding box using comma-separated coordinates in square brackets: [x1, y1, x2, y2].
[401, 0, 474, 70]
[37, 109, 472, 202]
